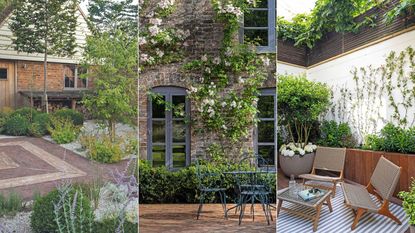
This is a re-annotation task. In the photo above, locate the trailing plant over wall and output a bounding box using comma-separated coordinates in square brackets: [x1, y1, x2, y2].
[328, 46, 415, 143]
[139, 0, 190, 69]
[277, 0, 377, 48]
[181, 0, 272, 159]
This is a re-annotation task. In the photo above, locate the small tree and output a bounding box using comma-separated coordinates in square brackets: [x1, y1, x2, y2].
[278, 74, 331, 146]
[82, 29, 137, 142]
[9, 0, 78, 113]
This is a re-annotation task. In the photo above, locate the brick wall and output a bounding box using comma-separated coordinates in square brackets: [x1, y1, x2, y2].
[139, 0, 276, 161]
[17, 61, 66, 91]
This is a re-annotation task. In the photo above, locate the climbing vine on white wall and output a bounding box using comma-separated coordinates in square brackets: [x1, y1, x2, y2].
[327, 46, 415, 143]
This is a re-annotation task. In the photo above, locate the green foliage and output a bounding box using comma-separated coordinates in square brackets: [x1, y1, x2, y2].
[31, 187, 93, 233]
[29, 113, 51, 137]
[277, 0, 378, 48]
[385, 0, 415, 24]
[3, 114, 30, 136]
[0, 111, 11, 134]
[399, 178, 415, 225]
[48, 116, 80, 144]
[88, 0, 137, 38]
[0, 191, 24, 217]
[10, 107, 39, 122]
[318, 120, 356, 148]
[363, 123, 415, 153]
[9, 0, 78, 57]
[139, 160, 276, 204]
[93, 218, 137, 233]
[80, 135, 124, 163]
[278, 74, 331, 145]
[53, 108, 84, 126]
[82, 29, 137, 141]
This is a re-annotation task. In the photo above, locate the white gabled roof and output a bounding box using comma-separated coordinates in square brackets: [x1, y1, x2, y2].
[0, 6, 90, 64]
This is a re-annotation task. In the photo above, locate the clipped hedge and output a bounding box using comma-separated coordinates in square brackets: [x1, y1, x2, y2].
[53, 108, 84, 126]
[3, 114, 30, 136]
[139, 160, 276, 204]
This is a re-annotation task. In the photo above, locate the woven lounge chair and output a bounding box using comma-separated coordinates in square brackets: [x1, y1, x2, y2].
[342, 156, 402, 230]
[299, 147, 346, 197]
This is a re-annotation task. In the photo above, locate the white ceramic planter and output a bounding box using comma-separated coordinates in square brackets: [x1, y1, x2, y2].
[279, 152, 315, 178]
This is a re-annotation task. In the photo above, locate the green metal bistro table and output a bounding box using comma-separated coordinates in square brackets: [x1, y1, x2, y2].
[223, 170, 276, 224]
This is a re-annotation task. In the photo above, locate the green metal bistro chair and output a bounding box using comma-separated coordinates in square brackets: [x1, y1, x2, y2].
[236, 153, 273, 225]
[195, 158, 228, 220]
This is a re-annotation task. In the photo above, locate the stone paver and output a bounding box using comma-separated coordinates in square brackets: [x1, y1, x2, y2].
[0, 137, 129, 200]
[139, 204, 276, 233]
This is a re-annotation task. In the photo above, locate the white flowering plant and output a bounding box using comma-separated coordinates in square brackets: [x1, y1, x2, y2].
[279, 142, 317, 157]
[139, 0, 190, 69]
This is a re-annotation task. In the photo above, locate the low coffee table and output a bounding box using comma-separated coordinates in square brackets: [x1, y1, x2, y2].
[277, 187, 333, 232]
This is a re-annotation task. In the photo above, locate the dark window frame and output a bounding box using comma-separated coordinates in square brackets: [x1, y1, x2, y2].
[0, 68, 7, 80]
[239, 0, 276, 53]
[147, 86, 191, 170]
[64, 65, 88, 89]
[254, 88, 276, 166]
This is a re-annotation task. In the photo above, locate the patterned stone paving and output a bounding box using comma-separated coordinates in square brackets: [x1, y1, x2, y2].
[0, 141, 86, 190]
[0, 137, 128, 200]
[0, 152, 19, 170]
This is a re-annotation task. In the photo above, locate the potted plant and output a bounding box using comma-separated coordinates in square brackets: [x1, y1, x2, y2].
[277, 74, 331, 177]
[399, 179, 415, 233]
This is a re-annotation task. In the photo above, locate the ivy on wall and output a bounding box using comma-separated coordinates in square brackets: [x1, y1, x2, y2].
[327, 46, 415, 143]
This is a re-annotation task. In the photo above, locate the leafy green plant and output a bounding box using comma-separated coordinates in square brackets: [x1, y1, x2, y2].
[84, 135, 123, 163]
[3, 114, 30, 136]
[278, 74, 331, 146]
[318, 120, 356, 148]
[0, 111, 11, 134]
[10, 107, 40, 122]
[53, 108, 84, 126]
[31, 186, 93, 233]
[48, 116, 80, 144]
[29, 113, 51, 137]
[399, 178, 415, 225]
[0, 191, 24, 217]
[363, 123, 415, 153]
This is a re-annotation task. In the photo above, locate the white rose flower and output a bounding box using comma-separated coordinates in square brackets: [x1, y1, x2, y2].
[205, 67, 211, 74]
[287, 150, 295, 157]
[221, 102, 227, 107]
[230, 101, 237, 108]
[148, 25, 160, 36]
[201, 54, 208, 62]
[149, 18, 162, 26]
[298, 149, 305, 156]
[213, 57, 221, 65]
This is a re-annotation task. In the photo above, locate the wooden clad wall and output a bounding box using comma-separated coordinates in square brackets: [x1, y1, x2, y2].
[277, 40, 307, 67]
[0, 61, 15, 109]
[344, 149, 415, 197]
[277, 0, 415, 67]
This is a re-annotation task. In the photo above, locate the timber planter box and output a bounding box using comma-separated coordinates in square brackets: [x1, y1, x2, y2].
[345, 148, 415, 196]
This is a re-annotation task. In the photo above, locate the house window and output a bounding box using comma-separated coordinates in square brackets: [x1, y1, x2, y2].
[240, 0, 276, 53]
[0, 68, 7, 80]
[148, 86, 190, 169]
[255, 88, 276, 166]
[64, 65, 88, 89]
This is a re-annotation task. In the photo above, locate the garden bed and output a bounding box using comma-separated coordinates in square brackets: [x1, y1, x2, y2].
[344, 148, 415, 196]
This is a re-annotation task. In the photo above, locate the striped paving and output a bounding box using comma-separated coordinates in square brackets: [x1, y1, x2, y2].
[277, 186, 409, 233]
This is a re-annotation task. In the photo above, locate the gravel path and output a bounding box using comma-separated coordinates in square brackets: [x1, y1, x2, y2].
[0, 212, 32, 233]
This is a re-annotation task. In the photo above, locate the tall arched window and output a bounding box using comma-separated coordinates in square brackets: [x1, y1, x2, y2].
[147, 86, 190, 169]
[255, 88, 276, 166]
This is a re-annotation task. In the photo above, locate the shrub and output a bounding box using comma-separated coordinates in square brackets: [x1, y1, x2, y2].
[87, 136, 123, 163]
[138, 160, 276, 204]
[3, 114, 30, 136]
[0, 192, 24, 217]
[399, 179, 415, 225]
[29, 113, 51, 137]
[318, 120, 356, 148]
[48, 117, 80, 144]
[31, 187, 94, 233]
[10, 107, 39, 122]
[0, 111, 11, 134]
[363, 123, 415, 153]
[53, 108, 84, 126]
[278, 74, 331, 146]
[94, 218, 137, 233]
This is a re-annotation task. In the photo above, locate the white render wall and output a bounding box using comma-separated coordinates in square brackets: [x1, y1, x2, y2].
[277, 62, 306, 76]
[0, 8, 89, 64]
[277, 29, 415, 142]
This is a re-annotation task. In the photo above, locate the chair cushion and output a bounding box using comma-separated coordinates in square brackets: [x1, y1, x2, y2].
[342, 183, 378, 212]
[299, 174, 342, 182]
